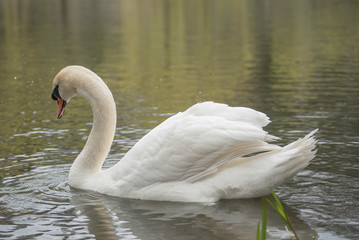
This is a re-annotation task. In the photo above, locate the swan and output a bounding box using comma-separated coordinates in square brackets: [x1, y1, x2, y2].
[51, 65, 318, 203]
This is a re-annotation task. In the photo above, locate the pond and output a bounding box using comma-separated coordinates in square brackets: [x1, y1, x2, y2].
[0, 0, 358, 239]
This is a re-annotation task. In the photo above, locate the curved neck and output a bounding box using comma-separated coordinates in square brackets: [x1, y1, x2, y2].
[69, 72, 116, 186]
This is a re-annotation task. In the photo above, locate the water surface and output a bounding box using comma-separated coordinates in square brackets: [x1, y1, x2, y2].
[0, 0, 358, 239]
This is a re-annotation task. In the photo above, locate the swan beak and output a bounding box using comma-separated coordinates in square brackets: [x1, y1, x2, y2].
[51, 86, 67, 119]
[55, 97, 67, 119]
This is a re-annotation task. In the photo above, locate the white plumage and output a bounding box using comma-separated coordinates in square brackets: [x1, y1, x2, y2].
[52, 66, 318, 203]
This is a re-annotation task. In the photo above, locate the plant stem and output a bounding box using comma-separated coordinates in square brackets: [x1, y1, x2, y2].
[262, 198, 267, 240]
[265, 189, 300, 240]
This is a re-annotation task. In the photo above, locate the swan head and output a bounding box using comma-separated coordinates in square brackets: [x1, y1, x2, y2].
[51, 66, 81, 119]
[52, 65, 113, 119]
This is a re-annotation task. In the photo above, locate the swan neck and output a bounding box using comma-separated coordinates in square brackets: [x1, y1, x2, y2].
[69, 72, 116, 184]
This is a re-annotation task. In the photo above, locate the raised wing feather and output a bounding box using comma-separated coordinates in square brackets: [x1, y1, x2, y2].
[112, 102, 271, 188]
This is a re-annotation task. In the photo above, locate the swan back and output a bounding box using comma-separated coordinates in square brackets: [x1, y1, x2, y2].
[111, 102, 273, 188]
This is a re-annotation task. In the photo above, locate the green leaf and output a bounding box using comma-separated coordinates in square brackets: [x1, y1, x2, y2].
[266, 189, 301, 240]
[271, 189, 284, 210]
[261, 199, 267, 240]
[266, 190, 289, 224]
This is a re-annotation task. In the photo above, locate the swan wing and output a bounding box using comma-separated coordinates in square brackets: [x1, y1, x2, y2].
[112, 102, 273, 188]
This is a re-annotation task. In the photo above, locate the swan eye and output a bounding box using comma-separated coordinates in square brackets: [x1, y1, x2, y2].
[51, 85, 61, 100]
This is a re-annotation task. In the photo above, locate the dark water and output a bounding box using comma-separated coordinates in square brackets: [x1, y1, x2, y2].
[0, 0, 358, 239]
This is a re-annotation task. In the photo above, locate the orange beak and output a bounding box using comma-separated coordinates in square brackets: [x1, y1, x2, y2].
[56, 97, 67, 119]
[52, 85, 67, 119]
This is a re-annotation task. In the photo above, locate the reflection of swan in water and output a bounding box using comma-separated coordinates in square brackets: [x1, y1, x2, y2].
[52, 66, 318, 202]
[70, 190, 316, 240]
[70, 192, 119, 240]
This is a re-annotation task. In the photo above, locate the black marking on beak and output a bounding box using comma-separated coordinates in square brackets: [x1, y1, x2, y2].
[51, 85, 60, 100]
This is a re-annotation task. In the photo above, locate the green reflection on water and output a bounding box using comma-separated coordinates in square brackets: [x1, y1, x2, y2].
[0, 0, 358, 178]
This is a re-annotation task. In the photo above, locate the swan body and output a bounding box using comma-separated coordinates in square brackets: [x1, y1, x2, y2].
[52, 66, 318, 203]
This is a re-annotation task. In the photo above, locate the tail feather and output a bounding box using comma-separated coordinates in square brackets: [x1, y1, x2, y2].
[203, 129, 319, 199]
[275, 129, 318, 181]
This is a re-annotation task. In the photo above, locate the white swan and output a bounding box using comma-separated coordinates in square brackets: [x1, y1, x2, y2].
[51, 66, 317, 203]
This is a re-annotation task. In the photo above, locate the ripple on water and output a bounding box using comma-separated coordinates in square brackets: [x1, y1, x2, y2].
[0, 164, 90, 239]
[277, 169, 359, 239]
